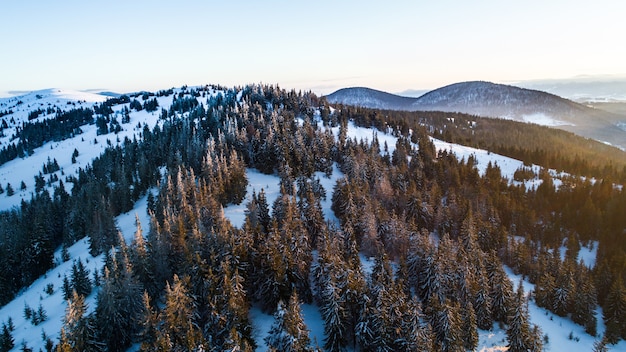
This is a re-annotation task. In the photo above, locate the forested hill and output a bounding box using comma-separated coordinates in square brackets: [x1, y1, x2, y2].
[332, 105, 626, 183]
[325, 87, 416, 110]
[0, 84, 625, 351]
[327, 81, 626, 150]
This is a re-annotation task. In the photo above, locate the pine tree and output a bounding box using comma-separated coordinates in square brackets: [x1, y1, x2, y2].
[62, 275, 72, 300]
[592, 336, 609, 352]
[533, 272, 555, 310]
[487, 253, 513, 323]
[571, 270, 597, 336]
[138, 291, 159, 350]
[429, 297, 464, 352]
[461, 302, 478, 350]
[95, 254, 144, 352]
[474, 264, 493, 330]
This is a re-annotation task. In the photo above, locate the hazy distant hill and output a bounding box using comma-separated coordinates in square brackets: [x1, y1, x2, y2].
[326, 81, 626, 149]
[325, 87, 416, 111]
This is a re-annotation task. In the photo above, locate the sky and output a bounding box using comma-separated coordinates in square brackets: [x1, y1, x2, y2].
[1, 0, 626, 96]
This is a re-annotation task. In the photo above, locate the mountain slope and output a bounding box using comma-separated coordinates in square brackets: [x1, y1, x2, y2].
[325, 81, 626, 149]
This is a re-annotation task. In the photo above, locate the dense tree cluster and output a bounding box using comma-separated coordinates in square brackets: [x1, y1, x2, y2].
[0, 108, 94, 165]
[1, 84, 626, 350]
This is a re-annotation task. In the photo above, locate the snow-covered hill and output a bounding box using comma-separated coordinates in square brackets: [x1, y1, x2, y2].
[0, 89, 168, 211]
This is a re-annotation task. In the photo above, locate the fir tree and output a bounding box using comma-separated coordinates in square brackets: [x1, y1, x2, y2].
[461, 302, 478, 350]
[428, 297, 463, 352]
[592, 336, 609, 352]
[95, 252, 144, 352]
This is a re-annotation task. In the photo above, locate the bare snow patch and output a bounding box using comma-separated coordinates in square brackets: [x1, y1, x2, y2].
[521, 113, 574, 127]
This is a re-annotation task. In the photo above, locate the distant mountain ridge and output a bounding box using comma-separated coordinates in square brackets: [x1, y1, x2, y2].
[325, 81, 626, 149]
[325, 87, 416, 111]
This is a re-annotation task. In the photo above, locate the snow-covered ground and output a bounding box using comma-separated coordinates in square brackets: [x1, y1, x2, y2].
[503, 266, 626, 351]
[223, 169, 283, 228]
[521, 113, 573, 127]
[559, 240, 599, 269]
[500, 112, 574, 127]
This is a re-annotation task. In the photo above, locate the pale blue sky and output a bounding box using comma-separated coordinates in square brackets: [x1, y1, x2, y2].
[1, 0, 625, 95]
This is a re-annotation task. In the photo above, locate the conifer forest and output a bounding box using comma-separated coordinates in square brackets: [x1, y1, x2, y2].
[1, 84, 626, 351]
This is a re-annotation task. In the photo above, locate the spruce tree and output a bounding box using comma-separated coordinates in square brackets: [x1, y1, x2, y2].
[265, 291, 312, 352]
[592, 336, 609, 352]
[507, 282, 542, 352]
[604, 277, 626, 343]
[71, 259, 92, 298]
[320, 280, 346, 352]
[461, 302, 479, 350]
[429, 297, 463, 352]
[0, 323, 14, 352]
[60, 290, 101, 351]
[162, 274, 204, 350]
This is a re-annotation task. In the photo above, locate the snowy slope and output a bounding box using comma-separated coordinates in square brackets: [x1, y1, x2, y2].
[504, 267, 626, 351]
[0, 86, 225, 351]
[0, 93, 167, 211]
[0, 89, 108, 145]
[0, 195, 152, 352]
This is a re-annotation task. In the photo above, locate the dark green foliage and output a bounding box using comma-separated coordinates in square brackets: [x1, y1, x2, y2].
[71, 259, 92, 298]
[5, 183, 13, 196]
[95, 248, 144, 351]
[604, 277, 626, 343]
[59, 290, 102, 352]
[143, 98, 159, 112]
[0, 322, 14, 352]
[129, 99, 143, 111]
